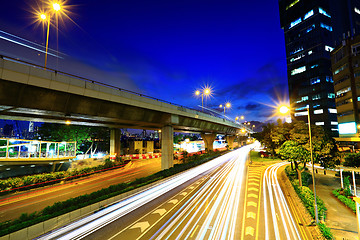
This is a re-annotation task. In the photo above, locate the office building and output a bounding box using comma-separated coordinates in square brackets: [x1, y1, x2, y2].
[331, 34, 360, 138]
[279, 0, 338, 135]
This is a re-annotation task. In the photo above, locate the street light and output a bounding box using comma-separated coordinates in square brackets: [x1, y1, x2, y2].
[279, 105, 319, 224]
[219, 102, 231, 118]
[38, 2, 63, 69]
[195, 88, 211, 112]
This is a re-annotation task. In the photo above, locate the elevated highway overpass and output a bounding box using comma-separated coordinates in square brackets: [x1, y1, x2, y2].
[0, 56, 251, 169]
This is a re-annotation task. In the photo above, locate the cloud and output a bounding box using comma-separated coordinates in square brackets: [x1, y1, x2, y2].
[245, 103, 261, 110]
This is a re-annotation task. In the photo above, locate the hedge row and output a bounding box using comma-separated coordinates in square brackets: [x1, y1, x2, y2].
[0, 160, 122, 194]
[318, 222, 333, 240]
[0, 150, 223, 237]
[332, 189, 356, 213]
[285, 166, 333, 240]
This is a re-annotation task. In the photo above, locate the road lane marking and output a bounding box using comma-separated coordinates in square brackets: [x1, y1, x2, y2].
[152, 208, 166, 216]
[180, 192, 187, 196]
[247, 212, 256, 219]
[249, 182, 259, 186]
[255, 167, 265, 240]
[248, 193, 258, 198]
[248, 187, 259, 192]
[168, 199, 178, 204]
[130, 221, 150, 232]
[247, 201, 257, 207]
[245, 226, 255, 236]
[107, 177, 208, 240]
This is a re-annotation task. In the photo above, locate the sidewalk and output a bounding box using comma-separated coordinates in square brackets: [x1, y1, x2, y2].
[309, 171, 358, 240]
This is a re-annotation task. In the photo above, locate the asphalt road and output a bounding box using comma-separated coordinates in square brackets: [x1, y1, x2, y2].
[37, 146, 253, 239]
[0, 159, 162, 221]
[27, 145, 311, 240]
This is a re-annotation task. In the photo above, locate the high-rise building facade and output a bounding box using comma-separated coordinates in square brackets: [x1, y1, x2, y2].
[279, 0, 338, 135]
[331, 35, 360, 138]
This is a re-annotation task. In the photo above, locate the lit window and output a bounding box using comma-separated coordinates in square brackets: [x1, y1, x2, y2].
[311, 64, 319, 68]
[328, 93, 335, 98]
[295, 105, 309, 111]
[291, 66, 306, 75]
[290, 54, 305, 62]
[339, 122, 356, 134]
[358, 96, 360, 101]
[306, 24, 316, 33]
[331, 121, 338, 125]
[325, 76, 333, 82]
[310, 77, 320, 85]
[331, 128, 339, 131]
[315, 122, 325, 125]
[314, 109, 323, 114]
[313, 104, 320, 108]
[329, 108, 337, 113]
[308, 50, 313, 55]
[294, 111, 308, 116]
[296, 96, 309, 103]
[355, 7, 360, 15]
[320, 23, 333, 31]
[304, 10, 314, 20]
[334, 64, 348, 75]
[290, 18, 302, 29]
[336, 86, 351, 96]
[325, 45, 334, 52]
[312, 94, 321, 100]
[319, 7, 331, 18]
[290, 47, 304, 55]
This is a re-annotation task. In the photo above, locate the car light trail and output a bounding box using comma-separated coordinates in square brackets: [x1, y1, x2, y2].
[263, 162, 302, 240]
[37, 147, 253, 240]
[149, 145, 253, 240]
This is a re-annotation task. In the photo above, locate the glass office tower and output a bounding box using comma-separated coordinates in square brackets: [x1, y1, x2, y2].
[279, 0, 338, 136]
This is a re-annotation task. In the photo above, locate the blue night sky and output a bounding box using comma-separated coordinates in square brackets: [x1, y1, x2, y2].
[0, 0, 288, 123]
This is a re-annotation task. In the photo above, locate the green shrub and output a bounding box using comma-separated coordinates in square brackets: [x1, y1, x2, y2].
[332, 189, 356, 213]
[0, 159, 121, 193]
[285, 166, 332, 239]
[344, 153, 360, 167]
[318, 222, 334, 240]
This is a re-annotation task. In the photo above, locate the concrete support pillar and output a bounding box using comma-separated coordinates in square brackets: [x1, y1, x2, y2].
[146, 141, 154, 153]
[110, 128, 121, 157]
[226, 135, 236, 149]
[161, 125, 174, 170]
[201, 133, 216, 152]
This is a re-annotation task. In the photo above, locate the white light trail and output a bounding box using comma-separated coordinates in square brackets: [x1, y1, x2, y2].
[37, 147, 248, 240]
[0, 30, 63, 58]
[151, 145, 252, 240]
[263, 162, 302, 240]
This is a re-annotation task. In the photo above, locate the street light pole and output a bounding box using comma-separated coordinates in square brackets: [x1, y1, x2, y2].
[280, 105, 319, 224]
[307, 106, 319, 224]
[44, 16, 50, 69]
[195, 88, 211, 112]
[201, 93, 204, 112]
[219, 103, 230, 118]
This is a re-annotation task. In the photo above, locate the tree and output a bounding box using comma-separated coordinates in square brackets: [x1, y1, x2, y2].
[278, 141, 309, 186]
[38, 123, 109, 152]
[252, 122, 276, 155]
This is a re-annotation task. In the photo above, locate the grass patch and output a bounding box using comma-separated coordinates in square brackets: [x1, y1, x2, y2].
[250, 150, 280, 162]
